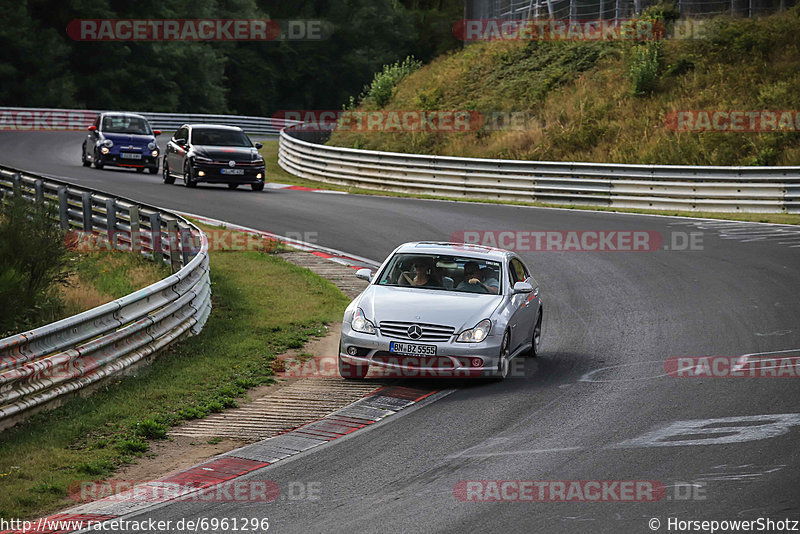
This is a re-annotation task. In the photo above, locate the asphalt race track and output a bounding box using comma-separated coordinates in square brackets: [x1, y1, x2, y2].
[2, 131, 799, 533]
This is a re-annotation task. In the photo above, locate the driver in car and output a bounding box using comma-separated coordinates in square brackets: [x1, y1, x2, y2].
[456, 261, 499, 294]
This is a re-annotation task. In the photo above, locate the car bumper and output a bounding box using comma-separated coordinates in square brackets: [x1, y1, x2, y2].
[98, 153, 159, 168]
[339, 321, 504, 378]
[193, 163, 266, 185]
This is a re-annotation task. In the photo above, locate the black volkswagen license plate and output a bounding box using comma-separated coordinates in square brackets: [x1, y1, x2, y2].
[221, 168, 245, 175]
[389, 342, 436, 356]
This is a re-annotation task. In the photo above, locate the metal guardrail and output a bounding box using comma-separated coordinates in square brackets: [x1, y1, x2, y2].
[0, 106, 299, 136]
[279, 126, 800, 213]
[0, 166, 211, 429]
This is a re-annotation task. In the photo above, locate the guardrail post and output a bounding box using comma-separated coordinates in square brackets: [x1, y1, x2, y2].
[81, 192, 93, 231]
[57, 187, 69, 229]
[104, 198, 117, 249]
[166, 219, 181, 272]
[180, 227, 191, 266]
[149, 212, 162, 262]
[34, 180, 44, 204]
[12, 172, 22, 194]
[129, 205, 141, 253]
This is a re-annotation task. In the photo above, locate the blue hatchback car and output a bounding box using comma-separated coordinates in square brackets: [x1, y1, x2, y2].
[82, 112, 161, 173]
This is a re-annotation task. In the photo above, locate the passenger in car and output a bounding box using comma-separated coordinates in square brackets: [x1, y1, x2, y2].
[400, 257, 441, 287]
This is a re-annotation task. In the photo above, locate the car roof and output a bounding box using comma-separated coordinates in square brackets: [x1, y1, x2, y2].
[185, 124, 244, 131]
[101, 112, 148, 120]
[393, 242, 512, 261]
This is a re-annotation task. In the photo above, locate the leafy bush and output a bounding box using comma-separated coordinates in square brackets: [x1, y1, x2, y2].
[0, 192, 71, 334]
[363, 56, 422, 107]
[629, 42, 662, 96]
[134, 419, 168, 440]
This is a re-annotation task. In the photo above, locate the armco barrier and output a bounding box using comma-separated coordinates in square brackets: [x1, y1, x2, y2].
[0, 166, 211, 429]
[0, 106, 299, 136]
[279, 126, 800, 213]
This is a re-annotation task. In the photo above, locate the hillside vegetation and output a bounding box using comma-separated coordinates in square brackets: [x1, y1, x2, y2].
[329, 7, 800, 166]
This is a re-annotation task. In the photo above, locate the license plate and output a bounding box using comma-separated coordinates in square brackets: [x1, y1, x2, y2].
[389, 342, 436, 356]
[221, 168, 245, 175]
[120, 152, 141, 159]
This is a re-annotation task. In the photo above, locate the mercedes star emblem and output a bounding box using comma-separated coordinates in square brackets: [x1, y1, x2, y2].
[407, 325, 423, 340]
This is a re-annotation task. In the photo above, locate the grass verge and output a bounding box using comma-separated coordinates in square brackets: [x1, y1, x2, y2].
[0, 230, 349, 520]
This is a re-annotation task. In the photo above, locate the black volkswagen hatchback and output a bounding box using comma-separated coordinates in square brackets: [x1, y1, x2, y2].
[163, 124, 265, 191]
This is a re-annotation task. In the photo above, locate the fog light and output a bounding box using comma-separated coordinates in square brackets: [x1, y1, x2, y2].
[347, 346, 358, 356]
[198, 170, 205, 177]
[257, 173, 262, 179]
[151, 150, 158, 157]
[100, 147, 109, 154]
[471, 357, 483, 367]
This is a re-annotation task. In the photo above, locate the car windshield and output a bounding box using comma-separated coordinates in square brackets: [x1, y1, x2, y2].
[102, 115, 152, 135]
[191, 128, 252, 147]
[376, 253, 502, 294]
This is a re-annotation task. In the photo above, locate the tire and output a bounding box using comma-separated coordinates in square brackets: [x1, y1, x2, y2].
[93, 149, 104, 169]
[338, 357, 368, 379]
[136, 167, 145, 173]
[528, 310, 543, 358]
[81, 144, 90, 167]
[184, 162, 197, 188]
[147, 166, 158, 174]
[227, 183, 239, 190]
[251, 182, 264, 192]
[162, 160, 175, 184]
[495, 330, 511, 381]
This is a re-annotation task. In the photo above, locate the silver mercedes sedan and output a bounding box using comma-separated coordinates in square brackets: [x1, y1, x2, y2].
[338, 242, 543, 380]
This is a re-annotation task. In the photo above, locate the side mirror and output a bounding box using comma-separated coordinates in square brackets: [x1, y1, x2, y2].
[87, 125, 96, 131]
[254, 142, 263, 149]
[355, 268, 373, 282]
[153, 130, 162, 136]
[512, 281, 533, 294]
[174, 138, 186, 146]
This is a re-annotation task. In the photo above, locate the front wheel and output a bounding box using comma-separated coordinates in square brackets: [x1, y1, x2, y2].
[163, 160, 175, 184]
[81, 144, 90, 167]
[93, 149, 104, 169]
[184, 162, 197, 188]
[251, 182, 264, 192]
[147, 166, 158, 174]
[338, 358, 368, 379]
[528, 311, 542, 358]
[495, 330, 510, 381]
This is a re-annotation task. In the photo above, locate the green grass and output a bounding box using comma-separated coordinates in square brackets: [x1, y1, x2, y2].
[326, 8, 800, 166]
[0, 242, 349, 520]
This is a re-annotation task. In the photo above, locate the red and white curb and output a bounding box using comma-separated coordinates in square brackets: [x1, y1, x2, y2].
[265, 182, 346, 194]
[175, 211, 381, 271]
[1, 386, 443, 533]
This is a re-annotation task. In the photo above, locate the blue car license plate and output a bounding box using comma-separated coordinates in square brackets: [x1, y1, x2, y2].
[389, 342, 436, 356]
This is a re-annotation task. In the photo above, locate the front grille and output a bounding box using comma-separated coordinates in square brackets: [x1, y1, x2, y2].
[379, 321, 455, 342]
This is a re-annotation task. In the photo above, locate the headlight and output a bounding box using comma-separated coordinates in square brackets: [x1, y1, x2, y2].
[351, 308, 376, 334]
[253, 156, 264, 164]
[147, 141, 157, 150]
[102, 139, 113, 147]
[194, 155, 213, 163]
[456, 319, 491, 343]
[100, 146, 110, 154]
